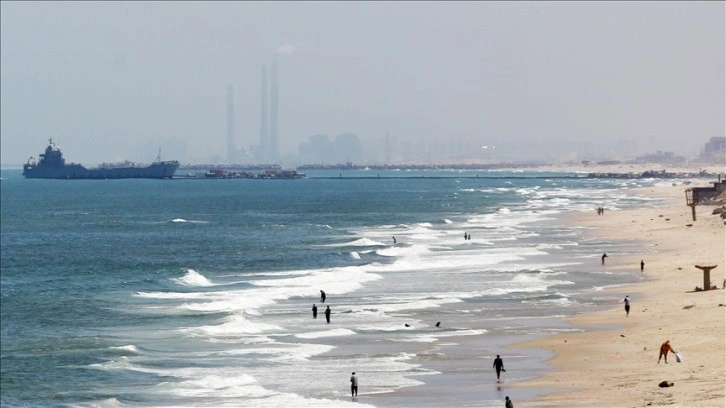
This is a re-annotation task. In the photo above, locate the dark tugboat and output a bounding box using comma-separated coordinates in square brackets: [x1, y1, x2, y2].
[23, 139, 179, 179]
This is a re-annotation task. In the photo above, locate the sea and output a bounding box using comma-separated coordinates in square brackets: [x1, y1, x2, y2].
[0, 168, 688, 408]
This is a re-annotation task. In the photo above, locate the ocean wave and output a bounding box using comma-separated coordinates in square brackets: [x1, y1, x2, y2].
[170, 373, 274, 398]
[189, 313, 284, 336]
[170, 218, 208, 224]
[135, 291, 208, 299]
[109, 344, 140, 354]
[325, 237, 387, 247]
[172, 268, 214, 286]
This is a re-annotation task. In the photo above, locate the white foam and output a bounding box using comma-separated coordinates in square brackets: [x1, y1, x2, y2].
[325, 237, 386, 247]
[110, 345, 139, 353]
[172, 269, 214, 287]
[170, 218, 208, 224]
[294, 328, 356, 339]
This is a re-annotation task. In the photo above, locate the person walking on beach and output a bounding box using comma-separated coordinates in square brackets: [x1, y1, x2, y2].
[350, 372, 358, 397]
[320, 290, 326, 303]
[312, 304, 318, 319]
[505, 396, 514, 408]
[641, 260, 645, 272]
[658, 340, 675, 363]
[623, 295, 630, 316]
[493, 354, 505, 382]
[601, 253, 608, 265]
[325, 305, 331, 324]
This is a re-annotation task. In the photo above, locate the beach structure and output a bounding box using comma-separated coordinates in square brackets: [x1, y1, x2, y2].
[684, 177, 726, 220]
[694, 265, 718, 291]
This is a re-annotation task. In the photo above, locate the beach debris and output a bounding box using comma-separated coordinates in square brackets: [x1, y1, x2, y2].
[685, 224, 693, 227]
[620, 334, 625, 337]
[683, 305, 695, 310]
[665, 218, 670, 221]
[658, 380, 674, 388]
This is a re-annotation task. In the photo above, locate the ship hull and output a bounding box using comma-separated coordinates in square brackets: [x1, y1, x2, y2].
[23, 162, 179, 179]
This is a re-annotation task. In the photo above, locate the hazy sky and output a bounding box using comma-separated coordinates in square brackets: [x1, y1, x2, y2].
[1, 1, 724, 165]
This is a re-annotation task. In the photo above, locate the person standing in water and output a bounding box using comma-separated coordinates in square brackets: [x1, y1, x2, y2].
[601, 253, 608, 265]
[623, 295, 630, 316]
[325, 305, 331, 323]
[350, 372, 358, 397]
[493, 354, 505, 382]
[320, 290, 326, 303]
[312, 304, 318, 319]
[641, 260, 645, 272]
[392, 236, 396, 244]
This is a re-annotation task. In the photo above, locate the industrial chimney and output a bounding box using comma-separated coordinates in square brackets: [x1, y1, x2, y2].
[226, 84, 235, 163]
[268, 58, 279, 163]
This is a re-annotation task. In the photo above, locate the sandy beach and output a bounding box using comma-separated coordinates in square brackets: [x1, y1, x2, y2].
[513, 182, 726, 407]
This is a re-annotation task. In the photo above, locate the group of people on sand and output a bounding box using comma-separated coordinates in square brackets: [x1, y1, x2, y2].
[596, 206, 606, 215]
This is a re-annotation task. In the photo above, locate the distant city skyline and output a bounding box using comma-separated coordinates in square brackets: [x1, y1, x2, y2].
[1, 2, 723, 167]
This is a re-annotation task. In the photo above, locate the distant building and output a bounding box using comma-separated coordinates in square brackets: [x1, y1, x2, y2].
[699, 137, 726, 163]
[634, 150, 685, 164]
[298, 134, 333, 164]
[334, 133, 363, 164]
[298, 133, 362, 165]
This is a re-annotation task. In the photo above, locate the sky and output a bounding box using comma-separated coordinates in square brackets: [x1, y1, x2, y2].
[1, 1, 724, 166]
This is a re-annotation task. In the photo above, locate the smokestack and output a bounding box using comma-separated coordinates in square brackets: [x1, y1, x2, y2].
[226, 84, 235, 163]
[259, 65, 269, 162]
[269, 57, 279, 163]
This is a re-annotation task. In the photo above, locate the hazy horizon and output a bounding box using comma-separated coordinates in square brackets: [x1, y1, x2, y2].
[2, 1, 724, 167]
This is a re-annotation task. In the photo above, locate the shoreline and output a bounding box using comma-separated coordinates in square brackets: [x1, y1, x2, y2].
[370, 181, 724, 408]
[512, 183, 726, 407]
